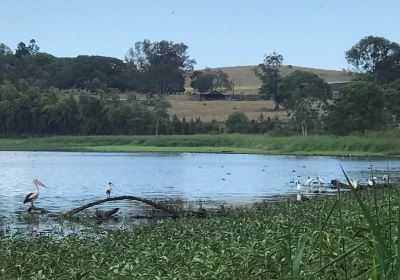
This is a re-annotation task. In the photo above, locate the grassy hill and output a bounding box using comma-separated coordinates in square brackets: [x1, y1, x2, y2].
[208, 65, 353, 94]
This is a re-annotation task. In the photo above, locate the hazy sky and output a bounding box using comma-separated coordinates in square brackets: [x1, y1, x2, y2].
[1, 0, 399, 70]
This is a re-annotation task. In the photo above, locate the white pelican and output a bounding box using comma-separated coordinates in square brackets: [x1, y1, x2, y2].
[351, 180, 359, 189]
[296, 180, 302, 192]
[106, 182, 113, 198]
[23, 179, 47, 207]
[317, 177, 325, 192]
[383, 174, 389, 183]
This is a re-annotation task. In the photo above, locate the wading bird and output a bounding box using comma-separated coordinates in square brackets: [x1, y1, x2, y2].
[317, 177, 325, 192]
[106, 182, 113, 198]
[296, 180, 302, 191]
[383, 174, 389, 184]
[305, 176, 314, 187]
[23, 179, 47, 207]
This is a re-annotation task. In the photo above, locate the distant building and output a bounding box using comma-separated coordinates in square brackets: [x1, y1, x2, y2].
[199, 91, 226, 101]
[328, 81, 350, 99]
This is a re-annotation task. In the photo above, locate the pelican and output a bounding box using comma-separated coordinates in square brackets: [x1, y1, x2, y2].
[317, 177, 325, 192]
[296, 180, 302, 191]
[305, 176, 314, 187]
[383, 174, 389, 184]
[23, 179, 47, 207]
[106, 182, 113, 198]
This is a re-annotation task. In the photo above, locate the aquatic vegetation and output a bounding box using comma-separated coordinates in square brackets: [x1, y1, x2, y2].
[1, 132, 400, 156]
[1, 185, 400, 279]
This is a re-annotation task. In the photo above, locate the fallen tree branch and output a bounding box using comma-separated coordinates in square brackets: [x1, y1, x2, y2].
[63, 195, 180, 218]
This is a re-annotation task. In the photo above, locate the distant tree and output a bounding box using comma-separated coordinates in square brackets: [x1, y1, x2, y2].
[280, 70, 330, 135]
[255, 52, 283, 109]
[125, 40, 196, 95]
[0, 43, 12, 55]
[153, 99, 171, 135]
[346, 36, 400, 85]
[226, 112, 249, 133]
[324, 81, 384, 134]
[190, 68, 232, 92]
[15, 39, 40, 58]
[190, 69, 214, 92]
[383, 79, 400, 126]
[213, 69, 233, 92]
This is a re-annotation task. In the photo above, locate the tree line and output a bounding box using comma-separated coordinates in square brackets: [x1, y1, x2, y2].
[0, 39, 195, 94]
[0, 81, 229, 135]
[1, 35, 400, 136]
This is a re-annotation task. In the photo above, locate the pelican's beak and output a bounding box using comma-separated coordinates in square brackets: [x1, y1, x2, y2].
[34, 179, 48, 188]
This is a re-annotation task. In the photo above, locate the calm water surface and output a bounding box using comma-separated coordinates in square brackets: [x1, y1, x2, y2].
[1, 151, 399, 234]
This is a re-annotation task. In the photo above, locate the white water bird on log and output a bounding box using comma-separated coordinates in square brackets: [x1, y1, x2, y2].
[106, 182, 114, 198]
[23, 179, 47, 207]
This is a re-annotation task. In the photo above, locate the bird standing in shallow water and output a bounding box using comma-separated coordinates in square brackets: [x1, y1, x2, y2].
[23, 179, 47, 207]
[296, 180, 302, 192]
[106, 182, 113, 198]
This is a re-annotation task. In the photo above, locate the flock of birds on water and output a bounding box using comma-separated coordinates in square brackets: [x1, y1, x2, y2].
[22, 167, 391, 209]
[293, 173, 390, 198]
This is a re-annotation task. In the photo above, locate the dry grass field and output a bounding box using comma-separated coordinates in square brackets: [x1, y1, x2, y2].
[209, 65, 353, 94]
[166, 95, 288, 122]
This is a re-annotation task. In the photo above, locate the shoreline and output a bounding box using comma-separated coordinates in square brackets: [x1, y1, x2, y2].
[0, 134, 399, 157]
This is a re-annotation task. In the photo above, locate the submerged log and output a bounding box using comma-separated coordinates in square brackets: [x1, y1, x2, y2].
[63, 195, 180, 218]
[95, 208, 120, 219]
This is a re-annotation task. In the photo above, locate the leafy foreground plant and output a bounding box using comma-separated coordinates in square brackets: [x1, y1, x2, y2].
[1, 185, 400, 279]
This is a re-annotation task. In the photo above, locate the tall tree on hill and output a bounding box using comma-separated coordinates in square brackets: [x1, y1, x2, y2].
[280, 70, 330, 135]
[255, 52, 283, 110]
[346, 36, 400, 85]
[125, 40, 196, 95]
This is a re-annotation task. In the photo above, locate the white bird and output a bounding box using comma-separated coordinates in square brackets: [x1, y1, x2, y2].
[351, 180, 359, 189]
[305, 176, 314, 187]
[23, 179, 47, 207]
[367, 178, 374, 186]
[296, 180, 302, 191]
[106, 182, 113, 198]
[317, 177, 325, 192]
[383, 174, 389, 183]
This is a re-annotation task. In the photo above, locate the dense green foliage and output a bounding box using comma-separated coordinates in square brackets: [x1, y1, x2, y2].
[324, 81, 385, 134]
[0, 82, 220, 135]
[280, 70, 330, 135]
[2, 186, 400, 279]
[0, 39, 195, 94]
[125, 40, 195, 94]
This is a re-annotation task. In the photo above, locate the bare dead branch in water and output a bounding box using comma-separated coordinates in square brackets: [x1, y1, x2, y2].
[63, 195, 181, 218]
